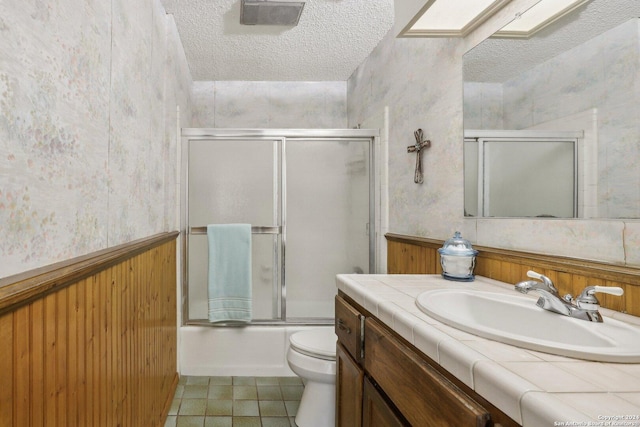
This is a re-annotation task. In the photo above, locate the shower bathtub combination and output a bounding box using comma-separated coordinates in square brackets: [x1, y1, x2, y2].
[179, 128, 378, 376]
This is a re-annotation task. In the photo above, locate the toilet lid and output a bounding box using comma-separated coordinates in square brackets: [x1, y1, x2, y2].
[290, 329, 337, 361]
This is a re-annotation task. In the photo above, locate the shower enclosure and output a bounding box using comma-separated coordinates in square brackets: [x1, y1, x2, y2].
[181, 128, 377, 326]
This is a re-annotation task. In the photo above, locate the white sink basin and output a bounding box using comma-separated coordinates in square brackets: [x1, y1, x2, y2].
[416, 289, 640, 363]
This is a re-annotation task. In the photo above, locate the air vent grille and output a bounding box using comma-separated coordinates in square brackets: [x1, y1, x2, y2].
[240, 0, 305, 26]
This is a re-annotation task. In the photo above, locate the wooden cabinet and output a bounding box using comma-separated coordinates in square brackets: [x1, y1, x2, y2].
[365, 318, 490, 427]
[362, 377, 406, 427]
[335, 295, 365, 426]
[336, 343, 363, 426]
[335, 294, 363, 363]
[336, 292, 518, 427]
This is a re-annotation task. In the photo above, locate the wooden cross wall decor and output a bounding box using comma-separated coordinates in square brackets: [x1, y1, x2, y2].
[407, 129, 431, 184]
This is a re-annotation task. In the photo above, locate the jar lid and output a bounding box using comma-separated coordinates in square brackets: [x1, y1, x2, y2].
[438, 232, 478, 257]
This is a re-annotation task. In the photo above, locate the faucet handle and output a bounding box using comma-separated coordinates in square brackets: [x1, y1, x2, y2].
[575, 285, 624, 310]
[591, 286, 624, 297]
[526, 270, 557, 292]
[526, 270, 544, 280]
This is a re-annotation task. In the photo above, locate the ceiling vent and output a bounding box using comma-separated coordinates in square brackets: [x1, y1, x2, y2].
[240, 0, 305, 26]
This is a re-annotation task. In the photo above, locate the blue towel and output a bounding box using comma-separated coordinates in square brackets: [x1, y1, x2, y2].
[207, 224, 252, 323]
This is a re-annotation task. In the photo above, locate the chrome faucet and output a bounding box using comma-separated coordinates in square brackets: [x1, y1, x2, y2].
[515, 270, 623, 323]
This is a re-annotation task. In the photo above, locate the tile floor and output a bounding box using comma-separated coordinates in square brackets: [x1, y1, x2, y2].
[165, 376, 303, 427]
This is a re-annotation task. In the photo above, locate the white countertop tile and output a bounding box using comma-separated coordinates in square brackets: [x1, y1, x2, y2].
[523, 348, 583, 362]
[433, 322, 482, 341]
[473, 360, 540, 424]
[412, 321, 451, 362]
[500, 361, 606, 392]
[336, 273, 640, 426]
[376, 300, 402, 325]
[390, 308, 420, 343]
[438, 339, 488, 388]
[463, 339, 544, 362]
[520, 391, 594, 425]
[617, 393, 640, 407]
[553, 361, 640, 392]
[552, 393, 640, 421]
[613, 363, 640, 380]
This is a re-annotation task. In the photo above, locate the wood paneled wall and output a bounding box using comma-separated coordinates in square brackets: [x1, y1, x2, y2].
[386, 233, 640, 317]
[0, 232, 179, 427]
[387, 237, 443, 276]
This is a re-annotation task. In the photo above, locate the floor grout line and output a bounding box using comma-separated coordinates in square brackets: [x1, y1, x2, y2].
[165, 376, 303, 427]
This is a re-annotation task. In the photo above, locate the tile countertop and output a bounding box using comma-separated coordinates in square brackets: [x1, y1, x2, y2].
[336, 274, 640, 427]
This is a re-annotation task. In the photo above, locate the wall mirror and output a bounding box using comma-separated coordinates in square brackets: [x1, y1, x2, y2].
[463, 0, 640, 218]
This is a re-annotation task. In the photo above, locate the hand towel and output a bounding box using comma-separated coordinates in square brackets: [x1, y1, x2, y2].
[207, 224, 252, 323]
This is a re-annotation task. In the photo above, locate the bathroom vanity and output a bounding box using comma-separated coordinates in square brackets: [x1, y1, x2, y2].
[335, 274, 640, 426]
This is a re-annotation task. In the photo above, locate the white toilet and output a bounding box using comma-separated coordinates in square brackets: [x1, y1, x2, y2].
[287, 328, 337, 427]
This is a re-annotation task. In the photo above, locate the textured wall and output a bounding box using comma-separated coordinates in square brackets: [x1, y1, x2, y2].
[463, 82, 504, 130]
[191, 81, 347, 128]
[348, 32, 467, 241]
[0, 0, 192, 278]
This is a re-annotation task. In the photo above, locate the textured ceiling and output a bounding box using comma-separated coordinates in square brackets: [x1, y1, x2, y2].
[464, 0, 640, 83]
[161, 0, 395, 81]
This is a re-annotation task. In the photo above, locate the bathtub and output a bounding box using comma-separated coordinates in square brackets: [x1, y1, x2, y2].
[179, 325, 334, 376]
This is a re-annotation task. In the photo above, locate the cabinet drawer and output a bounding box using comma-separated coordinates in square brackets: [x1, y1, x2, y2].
[364, 318, 491, 427]
[335, 295, 363, 362]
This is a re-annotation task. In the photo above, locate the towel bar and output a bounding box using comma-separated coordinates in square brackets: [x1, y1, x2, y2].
[189, 226, 281, 235]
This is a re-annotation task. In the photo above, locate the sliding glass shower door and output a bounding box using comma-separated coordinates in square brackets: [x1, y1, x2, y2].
[286, 139, 371, 319]
[187, 138, 283, 321]
[182, 130, 375, 325]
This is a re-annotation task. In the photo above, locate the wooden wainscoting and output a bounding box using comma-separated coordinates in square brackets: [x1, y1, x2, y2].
[386, 233, 640, 317]
[0, 232, 179, 427]
[387, 235, 443, 275]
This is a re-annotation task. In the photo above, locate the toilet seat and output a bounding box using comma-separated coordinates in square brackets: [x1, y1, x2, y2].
[289, 329, 337, 361]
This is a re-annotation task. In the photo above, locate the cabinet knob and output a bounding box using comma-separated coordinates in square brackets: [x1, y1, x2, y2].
[337, 318, 351, 334]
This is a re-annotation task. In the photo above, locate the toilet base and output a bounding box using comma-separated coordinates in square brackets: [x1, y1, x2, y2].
[295, 380, 335, 427]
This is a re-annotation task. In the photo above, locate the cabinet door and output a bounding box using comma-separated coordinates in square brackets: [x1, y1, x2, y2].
[336, 343, 363, 427]
[365, 318, 491, 427]
[362, 377, 407, 427]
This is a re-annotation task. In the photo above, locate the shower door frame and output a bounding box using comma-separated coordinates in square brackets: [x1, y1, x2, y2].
[180, 128, 378, 326]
